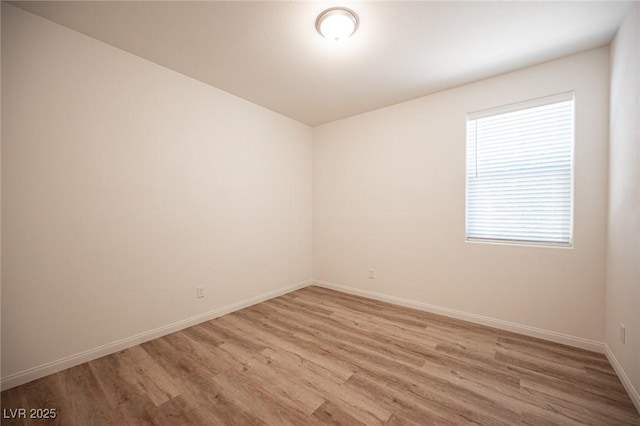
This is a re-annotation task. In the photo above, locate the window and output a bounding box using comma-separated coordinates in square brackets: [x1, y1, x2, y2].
[465, 92, 574, 246]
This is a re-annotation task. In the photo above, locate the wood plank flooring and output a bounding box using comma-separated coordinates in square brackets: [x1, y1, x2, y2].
[2, 285, 639, 425]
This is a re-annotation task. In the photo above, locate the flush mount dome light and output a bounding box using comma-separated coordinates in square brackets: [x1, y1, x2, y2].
[316, 7, 359, 42]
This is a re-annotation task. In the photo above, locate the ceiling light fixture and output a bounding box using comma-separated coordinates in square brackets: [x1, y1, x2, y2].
[316, 7, 359, 42]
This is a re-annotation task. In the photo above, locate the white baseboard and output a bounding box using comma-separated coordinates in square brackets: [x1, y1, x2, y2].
[0, 279, 312, 391]
[7, 277, 638, 416]
[313, 280, 605, 353]
[604, 344, 640, 413]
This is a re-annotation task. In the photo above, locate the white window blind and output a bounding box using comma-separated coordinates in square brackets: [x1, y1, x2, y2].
[466, 92, 574, 246]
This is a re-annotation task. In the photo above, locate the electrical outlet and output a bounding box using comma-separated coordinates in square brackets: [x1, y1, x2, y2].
[368, 269, 375, 279]
[620, 323, 626, 344]
[197, 286, 205, 299]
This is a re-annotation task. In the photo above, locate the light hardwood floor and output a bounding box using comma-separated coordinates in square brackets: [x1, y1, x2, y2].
[2, 285, 639, 425]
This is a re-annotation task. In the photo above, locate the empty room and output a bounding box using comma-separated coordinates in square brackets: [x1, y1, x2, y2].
[1, 0, 639, 424]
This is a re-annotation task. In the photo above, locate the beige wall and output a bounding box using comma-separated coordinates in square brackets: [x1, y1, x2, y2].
[606, 3, 640, 403]
[313, 47, 610, 343]
[1, 4, 312, 380]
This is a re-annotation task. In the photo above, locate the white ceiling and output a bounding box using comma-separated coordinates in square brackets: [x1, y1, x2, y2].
[10, 1, 634, 126]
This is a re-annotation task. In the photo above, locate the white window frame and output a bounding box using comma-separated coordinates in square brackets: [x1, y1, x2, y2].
[465, 92, 575, 247]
